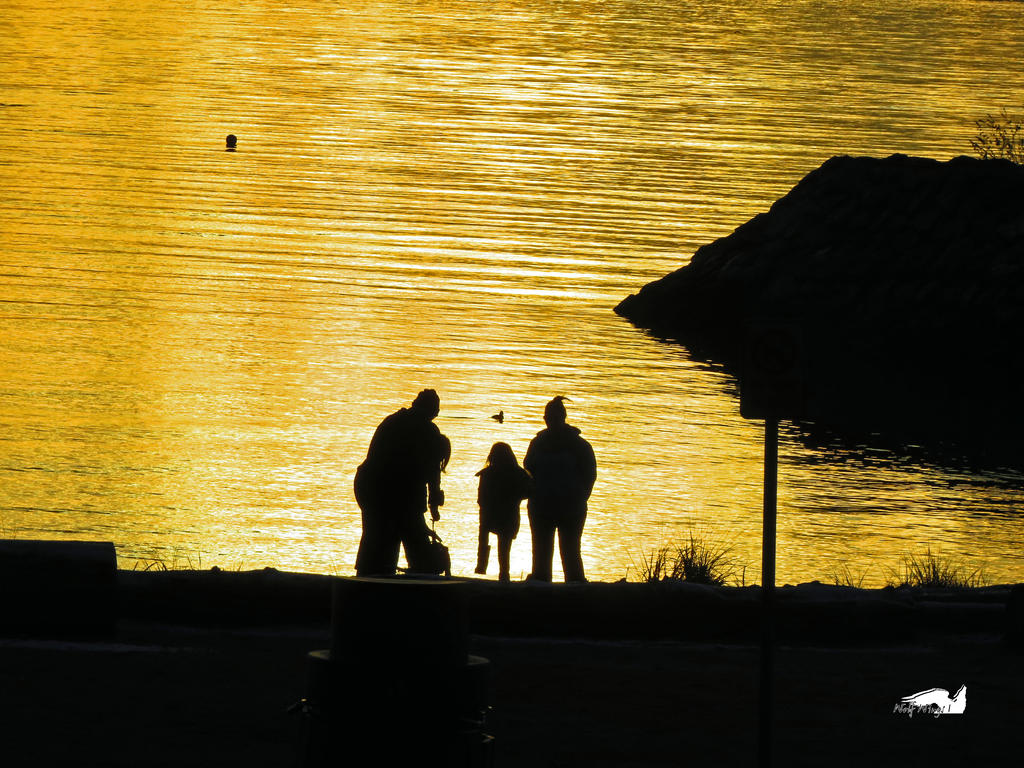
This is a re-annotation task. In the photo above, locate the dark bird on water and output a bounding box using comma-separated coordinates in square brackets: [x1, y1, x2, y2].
[491, 410, 504, 424]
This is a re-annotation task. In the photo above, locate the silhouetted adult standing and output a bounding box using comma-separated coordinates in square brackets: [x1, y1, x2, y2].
[354, 389, 448, 576]
[523, 396, 596, 582]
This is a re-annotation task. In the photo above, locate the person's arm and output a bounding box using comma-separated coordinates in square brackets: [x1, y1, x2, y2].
[580, 440, 597, 499]
[518, 466, 533, 501]
[428, 481, 444, 522]
[427, 450, 444, 521]
[417, 423, 445, 522]
[523, 436, 538, 475]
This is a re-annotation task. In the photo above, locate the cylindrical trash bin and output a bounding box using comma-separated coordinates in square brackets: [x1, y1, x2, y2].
[331, 575, 469, 668]
[297, 650, 494, 768]
[296, 575, 493, 767]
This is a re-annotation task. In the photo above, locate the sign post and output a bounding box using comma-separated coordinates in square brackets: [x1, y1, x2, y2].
[758, 415, 778, 768]
[740, 323, 803, 768]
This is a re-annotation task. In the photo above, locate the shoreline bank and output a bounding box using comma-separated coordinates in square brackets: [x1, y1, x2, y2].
[111, 568, 1020, 646]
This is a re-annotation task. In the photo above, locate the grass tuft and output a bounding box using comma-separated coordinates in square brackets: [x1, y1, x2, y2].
[828, 563, 867, 588]
[131, 548, 204, 572]
[885, 547, 987, 589]
[629, 530, 739, 586]
[970, 107, 1024, 164]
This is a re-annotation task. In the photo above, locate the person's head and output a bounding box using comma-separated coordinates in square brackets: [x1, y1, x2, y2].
[411, 388, 440, 419]
[485, 441, 518, 468]
[543, 395, 568, 427]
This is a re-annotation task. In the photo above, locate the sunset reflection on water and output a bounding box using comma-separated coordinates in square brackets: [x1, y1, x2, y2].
[1, 0, 1024, 585]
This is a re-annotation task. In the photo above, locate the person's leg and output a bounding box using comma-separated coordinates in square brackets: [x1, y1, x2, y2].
[354, 530, 374, 576]
[402, 528, 429, 573]
[354, 469, 401, 575]
[399, 509, 436, 573]
[382, 535, 401, 574]
[475, 525, 491, 575]
[528, 506, 555, 581]
[497, 534, 512, 582]
[557, 508, 587, 582]
[356, 512, 399, 576]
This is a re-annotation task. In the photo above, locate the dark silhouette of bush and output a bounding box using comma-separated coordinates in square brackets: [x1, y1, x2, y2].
[971, 108, 1023, 164]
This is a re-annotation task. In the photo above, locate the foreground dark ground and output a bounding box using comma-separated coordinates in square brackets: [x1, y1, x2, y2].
[2, 571, 1023, 767]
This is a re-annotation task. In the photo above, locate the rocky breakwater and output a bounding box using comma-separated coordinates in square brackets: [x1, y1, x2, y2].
[616, 154, 1024, 456]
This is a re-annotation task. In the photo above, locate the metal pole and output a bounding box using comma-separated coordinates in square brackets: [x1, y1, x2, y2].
[758, 416, 778, 768]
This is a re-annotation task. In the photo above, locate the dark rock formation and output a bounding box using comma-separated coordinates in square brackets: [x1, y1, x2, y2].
[616, 154, 1024, 456]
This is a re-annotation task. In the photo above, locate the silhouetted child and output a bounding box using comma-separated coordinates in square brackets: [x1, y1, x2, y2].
[475, 442, 532, 581]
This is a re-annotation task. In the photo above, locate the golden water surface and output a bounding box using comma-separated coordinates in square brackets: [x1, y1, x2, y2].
[2, 0, 1024, 584]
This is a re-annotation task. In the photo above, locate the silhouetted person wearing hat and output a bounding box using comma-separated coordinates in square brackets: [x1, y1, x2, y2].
[523, 396, 596, 582]
[354, 389, 448, 576]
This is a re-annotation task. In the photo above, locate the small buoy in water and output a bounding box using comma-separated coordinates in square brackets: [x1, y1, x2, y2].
[491, 410, 504, 424]
[225, 134, 237, 151]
